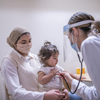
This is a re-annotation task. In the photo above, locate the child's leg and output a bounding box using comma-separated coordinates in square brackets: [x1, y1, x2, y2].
[69, 92, 82, 100]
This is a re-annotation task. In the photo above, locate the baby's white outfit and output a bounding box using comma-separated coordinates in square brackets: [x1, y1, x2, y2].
[38, 65, 64, 91]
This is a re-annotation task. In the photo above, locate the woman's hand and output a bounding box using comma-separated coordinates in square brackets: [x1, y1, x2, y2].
[60, 72, 73, 84]
[62, 89, 69, 100]
[44, 89, 69, 100]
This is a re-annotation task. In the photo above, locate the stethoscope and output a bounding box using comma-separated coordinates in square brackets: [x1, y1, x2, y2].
[61, 52, 83, 94]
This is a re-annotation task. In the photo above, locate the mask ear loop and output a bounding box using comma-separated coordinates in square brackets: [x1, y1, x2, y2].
[71, 33, 79, 52]
[71, 34, 74, 44]
[71, 28, 77, 44]
[74, 28, 80, 52]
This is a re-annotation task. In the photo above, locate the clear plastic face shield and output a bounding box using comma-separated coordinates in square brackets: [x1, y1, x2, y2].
[63, 20, 93, 62]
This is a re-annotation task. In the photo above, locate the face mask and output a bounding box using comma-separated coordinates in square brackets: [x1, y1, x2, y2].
[70, 35, 79, 52]
[16, 43, 32, 54]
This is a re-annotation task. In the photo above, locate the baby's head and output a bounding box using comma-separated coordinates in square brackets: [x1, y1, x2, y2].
[91, 21, 100, 35]
[38, 41, 59, 67]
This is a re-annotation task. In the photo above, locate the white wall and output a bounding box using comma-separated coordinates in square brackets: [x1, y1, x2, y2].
[0, 0, 100, 74]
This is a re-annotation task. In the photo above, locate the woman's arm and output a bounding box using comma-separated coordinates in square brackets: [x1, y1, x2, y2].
[71, 79, 100, 100]
[64, 70, 86, 80]
[44, 89, 67, 100]
[61, 72, 100, 100]
[1, 58, 45, 100]
[38, 68, 58, 85]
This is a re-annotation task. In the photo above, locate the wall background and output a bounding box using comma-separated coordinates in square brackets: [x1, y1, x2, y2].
[0, 0, 100, 74]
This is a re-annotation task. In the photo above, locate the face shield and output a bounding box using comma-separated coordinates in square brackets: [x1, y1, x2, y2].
[63, 20, 93, 62]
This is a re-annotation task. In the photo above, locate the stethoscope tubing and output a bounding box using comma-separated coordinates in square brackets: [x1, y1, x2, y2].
[61, 53, 83, 94]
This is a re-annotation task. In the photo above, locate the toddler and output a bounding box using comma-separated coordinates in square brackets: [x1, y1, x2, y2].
[38, 41, 65, 92]
[38, 41, 83, 100]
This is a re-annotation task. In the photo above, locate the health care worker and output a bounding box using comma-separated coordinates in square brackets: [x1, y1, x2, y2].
[62, 12, 100, 100]
[0, 27, 68, 100]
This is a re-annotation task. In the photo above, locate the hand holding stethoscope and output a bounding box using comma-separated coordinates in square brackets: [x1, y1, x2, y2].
[60, 72, 73, 85]
[59, 52, 86, 94]
[59, 52, 85, 94]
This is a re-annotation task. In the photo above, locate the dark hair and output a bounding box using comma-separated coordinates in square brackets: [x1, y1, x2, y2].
[68, 12, 95, 35]
[91, 21, 100, 34]
[15, 32, 30, 44]
[38, 41, 59, 65]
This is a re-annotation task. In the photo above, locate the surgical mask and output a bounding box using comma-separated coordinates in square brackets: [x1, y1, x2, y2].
[71, 42, 79, 52]
[16, 43, 32, 53]
[70, 35, 79, 52]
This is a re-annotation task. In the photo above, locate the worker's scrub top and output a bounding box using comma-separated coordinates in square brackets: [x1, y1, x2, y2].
[1, 49, 45, 100]
[71, 35, 100, 100]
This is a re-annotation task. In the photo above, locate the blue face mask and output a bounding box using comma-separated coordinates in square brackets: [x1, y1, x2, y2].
[69, 36, 79, 52]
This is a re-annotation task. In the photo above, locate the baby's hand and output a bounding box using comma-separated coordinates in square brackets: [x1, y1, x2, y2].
[50, 68, 59, 76]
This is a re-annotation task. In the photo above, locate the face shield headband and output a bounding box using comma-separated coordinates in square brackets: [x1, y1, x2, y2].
[64, 20, 93, 35]
[63, 20, 93, 62]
